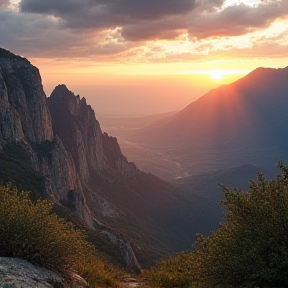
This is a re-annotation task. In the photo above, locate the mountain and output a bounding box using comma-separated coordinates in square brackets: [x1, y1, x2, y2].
[0, 48, 217, 269]
[134, 67, 288, 175]
[0, 48, 93, 226]
[46, 84, 201, 265]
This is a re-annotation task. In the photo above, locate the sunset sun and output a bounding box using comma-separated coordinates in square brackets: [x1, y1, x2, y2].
[210, 70, 225, 81]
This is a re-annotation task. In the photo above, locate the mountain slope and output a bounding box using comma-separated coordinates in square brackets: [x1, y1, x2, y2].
[0, 48, 217, 269]
[46, 84, 207, 266]
[134, 67, 288, 174]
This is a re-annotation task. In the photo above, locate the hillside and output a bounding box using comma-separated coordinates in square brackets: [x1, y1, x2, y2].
[133, 67, 288, 175]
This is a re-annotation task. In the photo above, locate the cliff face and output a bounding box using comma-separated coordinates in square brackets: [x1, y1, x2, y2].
[47, 85, 145, 270]
[0, 49, 93, 227]
[0, 49, 53, 146]
[47, 84, 138, 182]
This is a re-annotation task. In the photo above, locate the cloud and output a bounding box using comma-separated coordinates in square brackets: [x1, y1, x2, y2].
[0, 9, 131, 58]
[18, 0, 288, 42]
[188, 1, 288, 39]
[121, 17, 187, 41]
[0, 0, 288, 60]
[209, 38, 288, 59]
[20, 0, 197, 30]
[0, 0, 10, 8]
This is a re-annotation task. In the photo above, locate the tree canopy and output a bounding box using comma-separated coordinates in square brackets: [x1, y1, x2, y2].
[144, 163, 288, 288]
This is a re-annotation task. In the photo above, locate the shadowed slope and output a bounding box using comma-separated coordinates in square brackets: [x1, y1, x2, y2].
[135, 67, 288, 174]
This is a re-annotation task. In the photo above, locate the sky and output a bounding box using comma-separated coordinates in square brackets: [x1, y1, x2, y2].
[1, 0, 288, 115]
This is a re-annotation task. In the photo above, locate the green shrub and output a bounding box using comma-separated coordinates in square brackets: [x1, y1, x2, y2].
[144, 164, 288, 288]
[142, 252, 197, 288]
[0, 184, 122, 286]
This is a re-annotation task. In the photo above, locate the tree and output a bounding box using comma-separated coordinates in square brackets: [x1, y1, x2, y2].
[145, 163, 288, 288]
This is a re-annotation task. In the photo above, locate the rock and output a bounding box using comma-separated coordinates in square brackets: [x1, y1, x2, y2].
[0, 257, 64, 288]
[0, 257, 89, 288]
[0, 48, 53, 145]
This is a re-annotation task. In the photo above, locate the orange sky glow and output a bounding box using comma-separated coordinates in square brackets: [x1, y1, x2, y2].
[1, 0, 288, 114]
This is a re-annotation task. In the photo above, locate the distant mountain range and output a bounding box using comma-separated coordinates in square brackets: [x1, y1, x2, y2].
[134, 67, 288, 175]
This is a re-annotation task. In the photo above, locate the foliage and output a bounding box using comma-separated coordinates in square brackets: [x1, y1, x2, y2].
[0, 184, 122, 286]
[144, 163, 288, 288]
[142, 252, 197, 288]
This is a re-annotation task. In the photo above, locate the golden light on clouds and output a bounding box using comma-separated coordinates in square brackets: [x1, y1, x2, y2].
[2, 0, 288, 114]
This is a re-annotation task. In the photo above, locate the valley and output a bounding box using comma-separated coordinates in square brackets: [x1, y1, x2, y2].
[1, 47, 288, 288]
[1, 0, 288, 285]
[99, 67, 288, 185]
[98, 113, 190, 180]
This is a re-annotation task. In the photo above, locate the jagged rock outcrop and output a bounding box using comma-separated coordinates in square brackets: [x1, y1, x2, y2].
[48, 84, 138, 181]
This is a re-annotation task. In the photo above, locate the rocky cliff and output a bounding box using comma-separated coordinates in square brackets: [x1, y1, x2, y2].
[0, 48, 53, 146]
[0, 48, 201, 269]
[47, 84, 138, 183]
[0, 48, 141, 269]
[0, 48, 93, 227]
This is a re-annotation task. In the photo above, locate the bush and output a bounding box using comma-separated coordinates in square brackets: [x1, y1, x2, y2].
[142, 252, 197, 288]
[144, 164, 288, 288]
[0, 184, 122, 285]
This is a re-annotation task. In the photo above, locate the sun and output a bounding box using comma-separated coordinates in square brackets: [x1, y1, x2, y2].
[210, 70, 225, 81]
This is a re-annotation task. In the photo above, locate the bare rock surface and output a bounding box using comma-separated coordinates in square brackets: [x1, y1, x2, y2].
[0, 257, 64, 288]
[0, 257, 89, 288]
